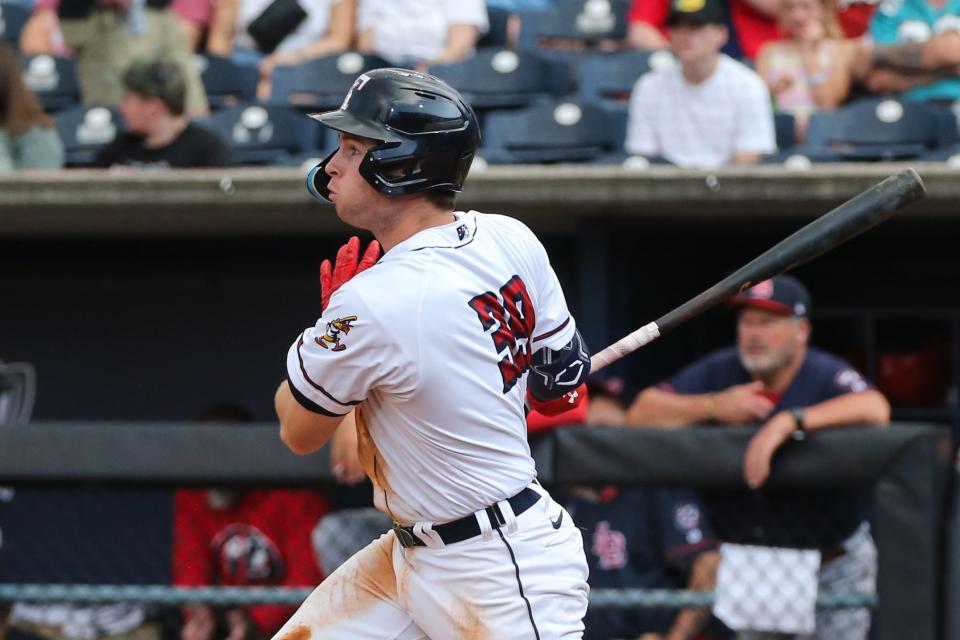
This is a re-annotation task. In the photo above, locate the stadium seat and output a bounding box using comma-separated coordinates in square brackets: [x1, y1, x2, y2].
[0, 2, 29, 47]
[428, 48, 561, 110]
[54, 105, 125, 167]
[479, 99, 625, 164]
[198, 102, 319, 165]
[798, 97, 958, 161]
[576, 49, 674, 108]
[195, 54, 259, 110]
[517, 0, 631, 49]
[21, 55, 80, 112]
[0, 359, 35, 426]
[269, 52, 391, 111]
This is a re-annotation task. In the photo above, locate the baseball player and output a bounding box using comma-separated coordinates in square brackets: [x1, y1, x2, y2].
[273, 68, 592, 639]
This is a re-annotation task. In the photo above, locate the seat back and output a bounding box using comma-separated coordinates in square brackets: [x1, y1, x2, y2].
[200, 102, 317, 165]
[54, 105, 125, 166]
[576, 49, 674, 107]
[21, 55, 81, 112]
[195, 54, 259, 110]
[805, 98, 958, 160]
[518, 0, 631, 48]
[0, 360, 35, 426]
[269, 52, 391, 111]
[429, 48, 560, 110]
[480, 99, 623, 163]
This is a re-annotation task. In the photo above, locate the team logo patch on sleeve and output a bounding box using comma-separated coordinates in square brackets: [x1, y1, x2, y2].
[835, 368, 868, 392]
[316, 315, 357, 352]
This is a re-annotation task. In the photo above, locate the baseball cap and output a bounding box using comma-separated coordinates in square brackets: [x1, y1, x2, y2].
[666, 0, 728, 27]
[121, 58, 187, 115]
[729, 275, 811, 318]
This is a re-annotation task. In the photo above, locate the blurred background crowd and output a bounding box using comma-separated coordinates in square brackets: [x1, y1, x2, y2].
[0, 0, 958, 170]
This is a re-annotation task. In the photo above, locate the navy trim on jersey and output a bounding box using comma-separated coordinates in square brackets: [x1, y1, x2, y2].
[286, 379, 346, 417]
[495, 528, 542, 640]
[409, 216, 478, 252]
[533, 317, 570, 343]
[295, 334, 362, 408]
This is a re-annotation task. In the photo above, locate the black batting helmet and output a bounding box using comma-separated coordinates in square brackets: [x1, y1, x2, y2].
[307, 68, 481, 201]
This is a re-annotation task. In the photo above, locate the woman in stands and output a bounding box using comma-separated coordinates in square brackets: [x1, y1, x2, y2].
[756, 0, 856, 141]
[0, 43, 64, 171]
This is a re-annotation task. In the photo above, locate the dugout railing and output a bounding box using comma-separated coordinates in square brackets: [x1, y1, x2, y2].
[0, 422, 952, 640]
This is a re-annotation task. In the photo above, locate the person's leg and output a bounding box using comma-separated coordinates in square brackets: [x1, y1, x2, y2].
[271, 533, 425, 640]
[136, 8, 210, 115]
[402, 486, 590, 639]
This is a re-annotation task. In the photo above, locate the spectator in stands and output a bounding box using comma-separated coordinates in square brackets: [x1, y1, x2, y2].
[628, 0, 781, 59]
[853, 0, 960, 102]
[27, 0, 208, 115]
[626, 275, 888, 639]
[174, 404, 330, 640]
[625, 0, 776, 167]
[206, 0, 355, 96]
[93, 59, 229, 169]
[756, 0, 857, 140]
[356, 0, 489, 69]
[0, 43, 64, 172]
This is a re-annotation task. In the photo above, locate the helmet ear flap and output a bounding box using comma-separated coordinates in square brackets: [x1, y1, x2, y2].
[306, 149, 337, 202]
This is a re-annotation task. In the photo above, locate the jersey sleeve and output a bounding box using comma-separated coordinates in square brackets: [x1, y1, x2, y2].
[286, 284, 414, 415]
[818, 357, 873, 401]
[528, 234, 576, 351]
[628, 0, 670, 26]
[442, 0, 489, 30]
[733, 72, 777, 155]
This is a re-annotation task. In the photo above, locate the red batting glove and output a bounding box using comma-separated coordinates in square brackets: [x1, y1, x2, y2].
[320, 236, 381, 312]
[526, 383, 588, 417]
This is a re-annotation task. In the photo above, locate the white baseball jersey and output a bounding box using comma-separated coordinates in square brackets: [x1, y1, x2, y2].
[286, 210, 576, 526]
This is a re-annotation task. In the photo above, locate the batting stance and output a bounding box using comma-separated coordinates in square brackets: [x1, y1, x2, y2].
[273, 69, 592, 639]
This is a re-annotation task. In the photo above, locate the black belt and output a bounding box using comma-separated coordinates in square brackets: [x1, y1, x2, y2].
[392, 487, 541, 548]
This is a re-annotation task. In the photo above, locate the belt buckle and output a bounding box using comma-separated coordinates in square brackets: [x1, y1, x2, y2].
[392, 521, 419, 548]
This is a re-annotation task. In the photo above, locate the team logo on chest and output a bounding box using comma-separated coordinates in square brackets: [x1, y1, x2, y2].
[316, 315, 357, 351]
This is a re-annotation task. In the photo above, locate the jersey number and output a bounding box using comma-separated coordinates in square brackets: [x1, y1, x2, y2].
[468, 275, 536, 393]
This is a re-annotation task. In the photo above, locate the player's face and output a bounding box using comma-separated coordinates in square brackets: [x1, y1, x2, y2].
[324, 134, 390, 229]
[737, 307, 808, 377]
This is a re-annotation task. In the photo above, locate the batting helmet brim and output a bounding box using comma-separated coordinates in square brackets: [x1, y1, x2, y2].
[309, 109, 402, 144]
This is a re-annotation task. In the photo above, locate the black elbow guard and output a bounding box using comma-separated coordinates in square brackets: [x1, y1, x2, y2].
[527, 327, 591, 401]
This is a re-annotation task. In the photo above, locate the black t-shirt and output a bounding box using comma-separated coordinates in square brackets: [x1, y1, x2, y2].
[94, 123, 231, 169]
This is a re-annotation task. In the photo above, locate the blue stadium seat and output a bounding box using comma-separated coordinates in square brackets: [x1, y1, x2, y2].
[576, 49, 674, 109]
[195, 54, 259, 110]
[517, 0, 631, 49]
[799, 97, 958, 161]
[479, 99, 625, 164]
[269, 52, 391, 111]
[198, 102, 318, 165]
[428, 48, 561, 110]
[21, 55, 80, 112]
[54, 105, 125, 167]
[0, 2, 29, 48]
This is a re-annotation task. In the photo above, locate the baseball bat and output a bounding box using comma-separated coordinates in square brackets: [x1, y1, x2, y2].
[590, 168, 926, 374]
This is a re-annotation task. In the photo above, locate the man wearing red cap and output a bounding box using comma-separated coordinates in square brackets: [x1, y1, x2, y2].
[626, 274, 889, 639]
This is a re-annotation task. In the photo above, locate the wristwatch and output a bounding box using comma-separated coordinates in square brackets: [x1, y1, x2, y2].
[791, 407, 807, 440]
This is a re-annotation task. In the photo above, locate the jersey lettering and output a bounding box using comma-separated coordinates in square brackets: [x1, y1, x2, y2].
[468, 275, 537, 393]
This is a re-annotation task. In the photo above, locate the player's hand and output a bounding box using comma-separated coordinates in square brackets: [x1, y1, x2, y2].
[181, 605, 216, 640]
[330, 412, 366, 485]
[526, 383, 587, 417]
[713, 381, 775, 424]
[743, 411, 796, 489]
[321, 236, 381, 312]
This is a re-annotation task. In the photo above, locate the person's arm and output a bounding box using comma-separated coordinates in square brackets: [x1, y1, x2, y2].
[731, 151, 762, 164]
[628, 21, 669, 50]
[259, 0, 356, 74]
[627, 381, 775, 428]
[19, 8, 60, 54]
[801, 40, 854, 109]
[206, 0, 238, 56]
[872, 31, 960, 71]
[661, 550, 720, 640]
[275, 381, 348, 455]
[739, 0, 780, 19]
[431, 23, 480, 64]
[743, 389, 890, 488]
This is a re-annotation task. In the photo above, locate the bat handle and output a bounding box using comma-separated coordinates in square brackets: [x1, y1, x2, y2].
[590, 322, 661, 374]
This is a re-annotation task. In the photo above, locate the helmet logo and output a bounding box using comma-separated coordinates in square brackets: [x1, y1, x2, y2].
[341, 73, 372, 110]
